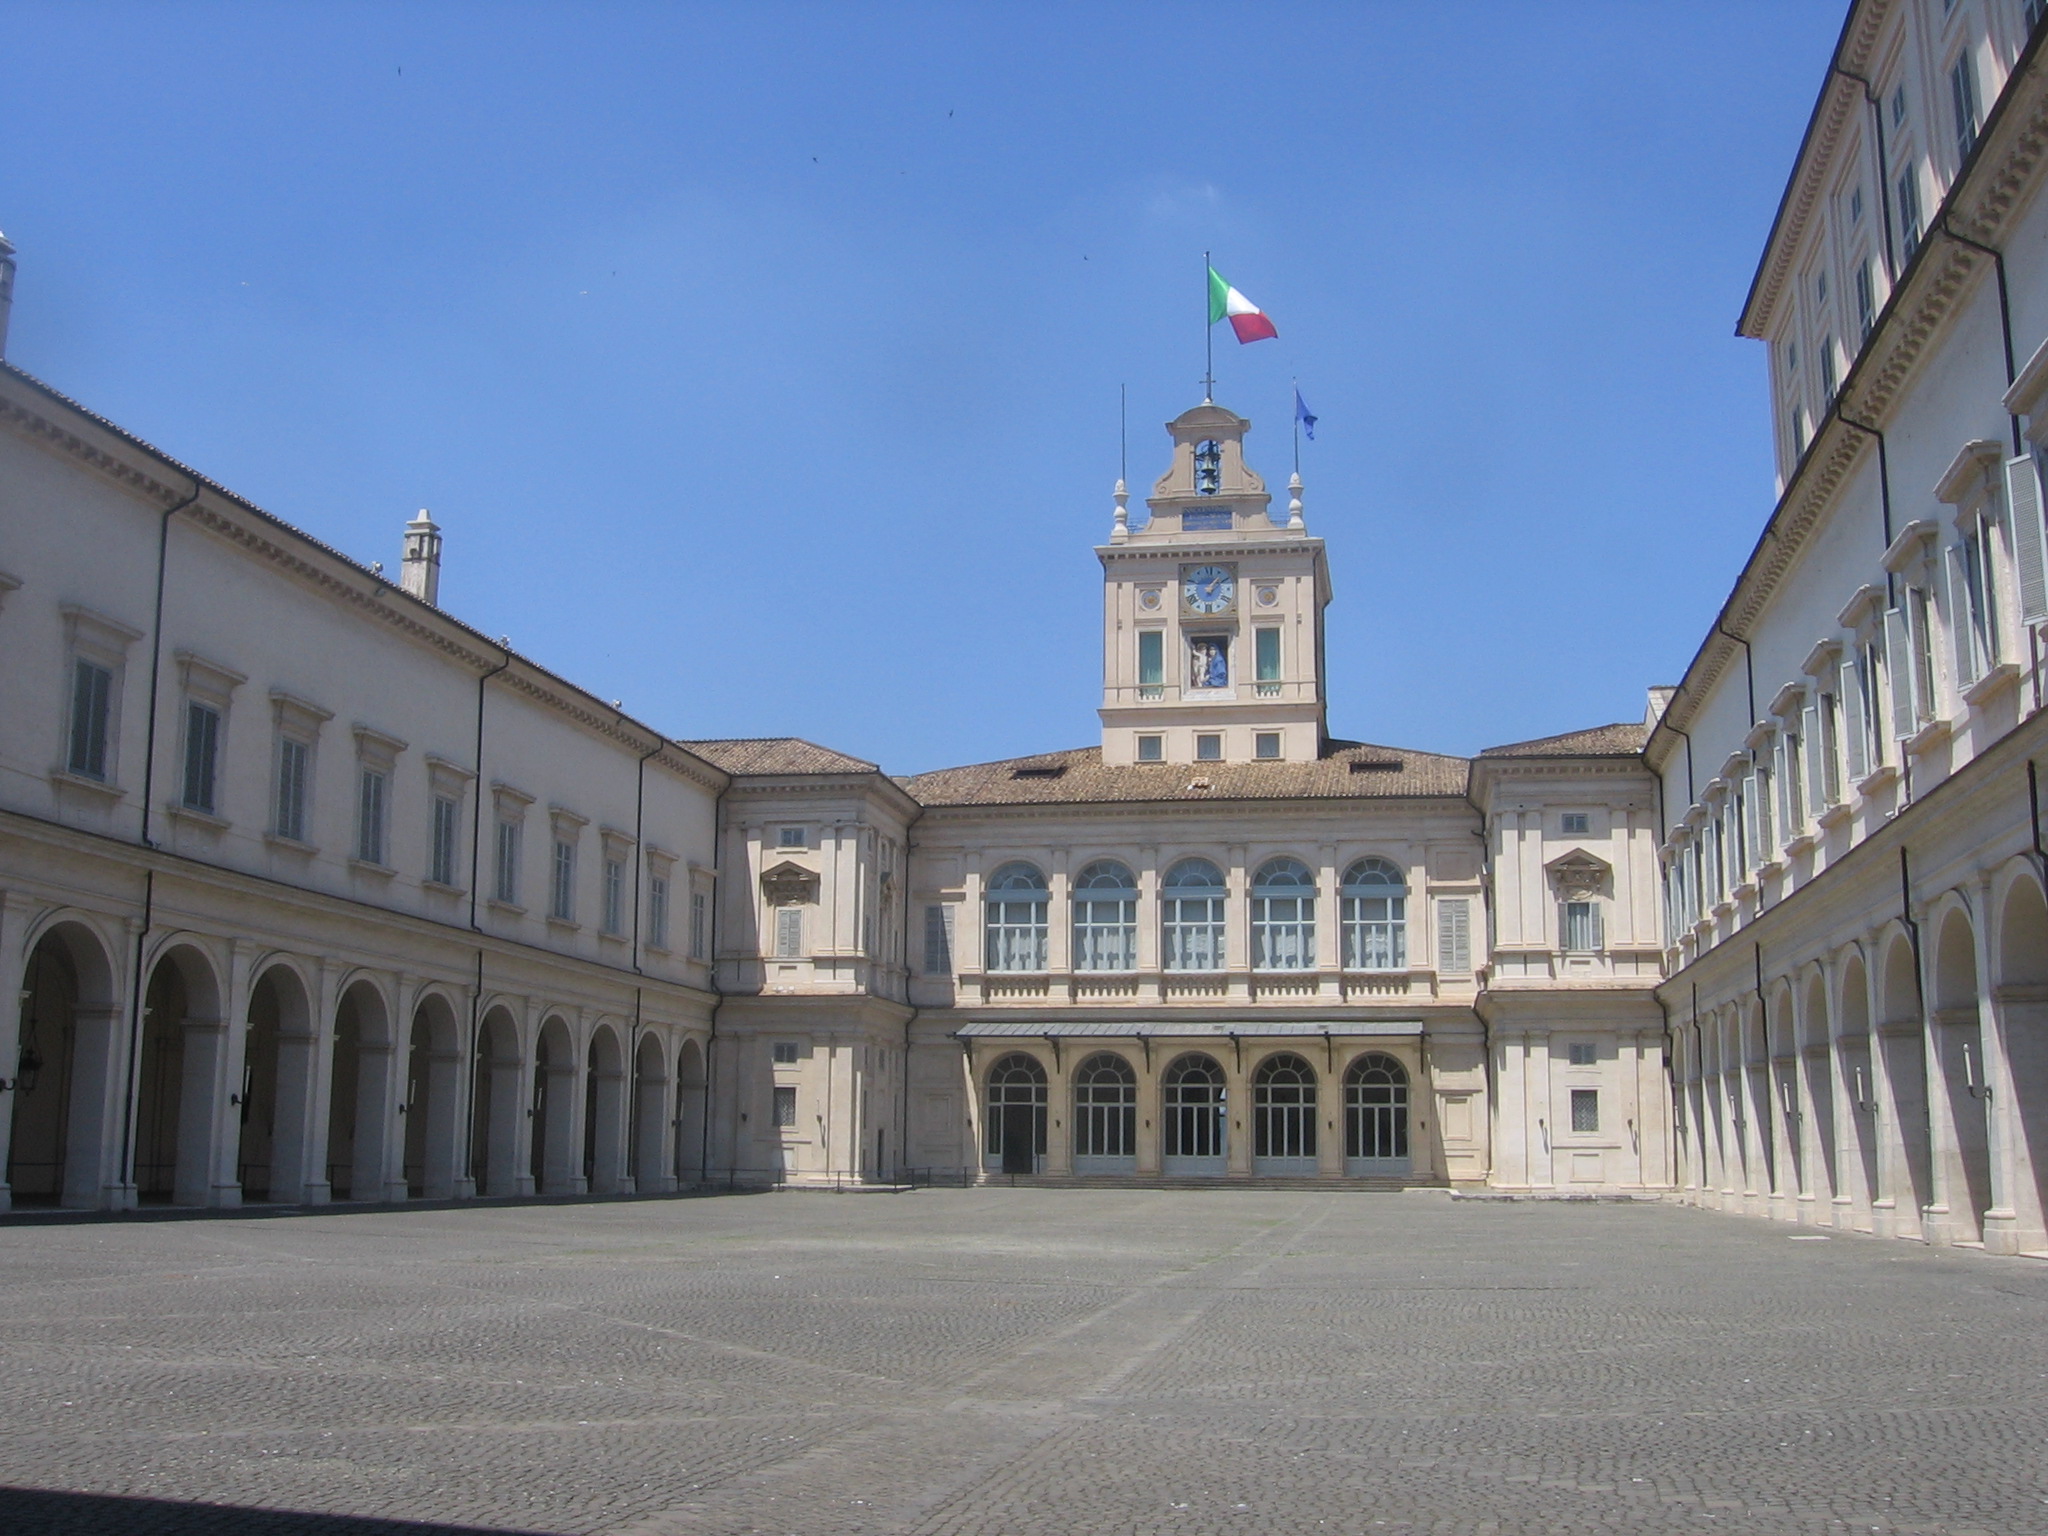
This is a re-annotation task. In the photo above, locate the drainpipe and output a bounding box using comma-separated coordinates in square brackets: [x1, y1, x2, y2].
[1935, 218, 2023, 456]
[138, 483, 203, 847]
[2028, 761, 2048, 889]
[1753, 942, 1774, 1177]
[1715, 619, 1759, 729]
[700, 779, 725, 1185]
[460, 646, 510, 1192]
[628, 724, 663, 975]
[117, 869, 155, 1206]
[899, 814, 923, 1185]
[1834, 413, 1895, 551]
[1832, 66, 1897, 283]
[1899, 849, 1926, 1020]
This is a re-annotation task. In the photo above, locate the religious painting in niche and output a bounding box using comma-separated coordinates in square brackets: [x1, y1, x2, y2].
[1189, 636, 1229, 690]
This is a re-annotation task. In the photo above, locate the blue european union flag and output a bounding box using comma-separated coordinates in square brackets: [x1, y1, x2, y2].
[1294, 388, 1317, 440]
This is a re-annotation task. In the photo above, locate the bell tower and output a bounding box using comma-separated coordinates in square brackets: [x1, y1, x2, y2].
[1098, 403, 1330, 766]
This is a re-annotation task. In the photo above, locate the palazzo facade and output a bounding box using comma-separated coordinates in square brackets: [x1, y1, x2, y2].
[4, 0, 2048, 1254]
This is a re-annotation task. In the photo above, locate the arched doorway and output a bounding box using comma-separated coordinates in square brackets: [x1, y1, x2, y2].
[632, 1033, 670, 1193]
[1995, 873, 2048, 1249]
[1344, 1052, 1409, 1175]
[238, 965, 316, 1203]
[584, 1024, 626, 1194]
[1932, 906, 1993, 1243]
[531, 1015, 576, 1194]
[1835, 951, 1879, 1230]
[470, 1006, 524, 1198]
[1071, 1052, 1136, 1175]
[327, 979, 394, 1201]
[984, 1053, 1045, 1176]
[1161, 1053, 1225, 1177]
[1769, 982, 1803, 1204]
[403, 993, 463, 1201]
[1743, 1004, 1775, 1203]
[7, 921, 119, 1209]
[1252, 1052, 1318, 1175]
[136, 944, 226, 1206]
[1878, 933, 1933, 1238]
[674, 1039, 706, 1185]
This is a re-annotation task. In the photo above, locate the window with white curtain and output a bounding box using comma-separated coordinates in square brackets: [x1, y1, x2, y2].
[983, 862, 1049, 972]
[1251, 857, 1316, 970]
[1341, 858, 1406, 970]
[1161, 858, 1226, 971]
[1072, 860, 1137, 971]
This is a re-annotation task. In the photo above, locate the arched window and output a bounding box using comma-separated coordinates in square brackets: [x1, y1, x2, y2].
[1162, 858, 1226, 971]
[1341, 858, 1407, 971]
[1252, 857, 1316, 970]
[1072, 1052, 1137, 1162]
[1073, 860, 1138, 972]
[984, 1053, 1047, 1174]
[1253, 1052, 1318, 1163]
[1345, 1052, 1410, 1169]
[984, 862, 1048, 973]
[1162, 1053, 1227, 1166]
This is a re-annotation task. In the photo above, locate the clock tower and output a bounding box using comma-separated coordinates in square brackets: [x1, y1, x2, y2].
[1098, 402, 1331, 766]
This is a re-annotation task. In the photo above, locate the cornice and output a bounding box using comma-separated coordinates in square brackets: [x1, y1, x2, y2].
[911, 793, 1477, 826]
[1653, 43, 2048, 770]
[1739, 0, 1891, 338]
[0, 367, 729, 796]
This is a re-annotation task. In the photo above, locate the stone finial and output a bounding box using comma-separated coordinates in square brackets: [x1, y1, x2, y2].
[1286, 472, 1304, 530]
[1111, 478, 1129, 543]
[401, 508, 443, 606]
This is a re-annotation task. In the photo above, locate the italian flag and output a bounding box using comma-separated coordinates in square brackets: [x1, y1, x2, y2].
[1208, 266, 1277, 343]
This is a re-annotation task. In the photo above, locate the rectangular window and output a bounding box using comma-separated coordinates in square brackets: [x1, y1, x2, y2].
[1854, 260, 1875, 341]
[602, 857, 624, 935]
[1818, 693, 1842, 806]
[181, 701, 220, 813]
[777, 826, 807, 848]
[1951, 51, 1979, 162]
[775, 906, 803, 958]
[1254, 626, 1280, 696]
[68, 659, 113, 780]
[1195, 733, 1222, 762]
[549, 838, 575, 921]
[275, 737, 311, 842]
[429, 794, 460, 887]
[356, 768, 388, 865]
[1819, 338, 1838, 403]
[494, 818, 520, 904]
[1570, 1088, 1600, 1134]
[772, 1084, 798, 1128]
[1560, 812, 1589, 835]
[1254, 731, 1280, 760]
[924, 903, 954, 974]
[648, 874, 670, 948]
[1137, 629, 1164, 697]
[1562, 900, 1603, 952]
[1891, 82, 1908, 128]
[1436, 897, 1470, 975]
[690, 890, 707, 959]
[1568, 1042, 1597, 1067]
[772, 1042, 801, 1065]
[1136, 734, 1164, 762]
[1897, 164, 1923, 256]
[1791, 405, 1809, 457]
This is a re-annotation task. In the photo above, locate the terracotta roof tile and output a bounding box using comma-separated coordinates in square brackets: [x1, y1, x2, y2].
[1476, 721, 1648, 758]
[902, 740, 1471, 808]
[680, 737, 881, 775]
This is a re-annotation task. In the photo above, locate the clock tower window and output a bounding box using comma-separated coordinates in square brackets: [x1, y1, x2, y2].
[1137, 630, 1164, 699]
[1255, 627, 1281, 695]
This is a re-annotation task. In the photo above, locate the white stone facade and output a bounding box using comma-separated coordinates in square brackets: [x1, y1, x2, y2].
[6, 0, 2047, 1242]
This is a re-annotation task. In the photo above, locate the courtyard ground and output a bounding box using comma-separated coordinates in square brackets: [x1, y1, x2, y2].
[0, 1189, 2045, 1535]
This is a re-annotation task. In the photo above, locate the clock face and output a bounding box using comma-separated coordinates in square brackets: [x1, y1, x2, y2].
[1183, 564, 1235, 614]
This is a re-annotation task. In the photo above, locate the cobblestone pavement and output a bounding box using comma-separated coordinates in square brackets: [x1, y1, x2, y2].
[2, 1191, 2047, 1536]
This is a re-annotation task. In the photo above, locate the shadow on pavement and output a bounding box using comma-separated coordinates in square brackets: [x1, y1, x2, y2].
[0, 1488, 546, 1535]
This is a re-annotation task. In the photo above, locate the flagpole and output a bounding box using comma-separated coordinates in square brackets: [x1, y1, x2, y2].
[1292, 377, 1300, 476]
[1203, 250, 1213, 403]
[1119, 382, 1127, 484]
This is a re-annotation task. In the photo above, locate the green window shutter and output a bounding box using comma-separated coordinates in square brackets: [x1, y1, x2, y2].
[1884, 606, 1916, 734]
[1255, 626, 1281, 682]
[1137, 630, 1163, 687]
[2008, 453, 2048, 627]
[1839, 658, 1869, 782]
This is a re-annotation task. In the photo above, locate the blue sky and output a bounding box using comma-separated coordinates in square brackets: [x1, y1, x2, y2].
[1, 2, 1845, 772]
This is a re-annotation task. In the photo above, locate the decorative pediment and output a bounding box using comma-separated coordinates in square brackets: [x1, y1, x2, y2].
[1545, 850, 1610, 902]
[760, 860, 819, 907]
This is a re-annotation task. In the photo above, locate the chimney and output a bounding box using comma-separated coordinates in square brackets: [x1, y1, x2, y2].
[0, 230, 16, 362]
[401, 508, 442, 605]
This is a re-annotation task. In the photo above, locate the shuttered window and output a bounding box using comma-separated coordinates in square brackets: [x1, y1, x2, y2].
[68, 659, 113, 780]
[276, 737, 311, 843]
[1562, 901, 1602, 953]
[776, 906, 804, 958]
[182, 701, 221, 813]
[2009, 451, 2048, 629]
[494, 818, 520, 904]
[690, 890, 708, 959]
[924, 903, 954, 974]
[356, 768, 388, 865]
[1840, 657, 1870, 782]
[429, 795, 460, 887]
[648, 875, 670, 949]
[1436, 898, 1470, 975]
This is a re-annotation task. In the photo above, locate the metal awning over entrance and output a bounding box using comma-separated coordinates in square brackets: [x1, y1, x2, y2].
[954, 1020, 1423, 1038]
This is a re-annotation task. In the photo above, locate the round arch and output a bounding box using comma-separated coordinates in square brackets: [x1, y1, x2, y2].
[674, 1037, 708, 1185]
[1160, 1052, 1226, 1175]
[470, 1003, 525, 1198]
[1251, 1051, 1318, 1173]
[239, 960, 316, 1204]
[7, 916, 121, 1209]
[584, 1021, 628, 1195]
[1931, 902, 1993, 1242]
[1071, 1051, 1137, 1172]
[136, 940, 227, 1206]
[983, 1051, 1046, 1176]
[1343, 1051, 1410, 1174]
[1994, 866, 2048, 1249]
[631, 1030, 671, 1194]
[404, 990, 464, 1201]
[328, 977, 394, 1201]
[532, 1014, 577, 1195]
